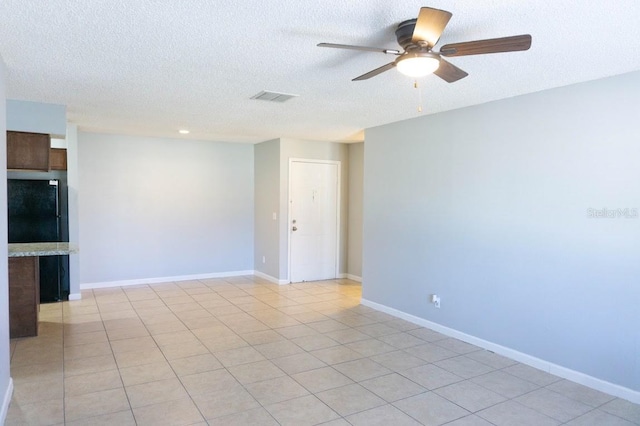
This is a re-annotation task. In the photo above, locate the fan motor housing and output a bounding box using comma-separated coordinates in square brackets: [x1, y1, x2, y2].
[395, 19, 418, 49]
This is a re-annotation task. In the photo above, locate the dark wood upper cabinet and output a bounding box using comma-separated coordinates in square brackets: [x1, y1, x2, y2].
[7, 131, 51, 171]
[50, 148, 67, 171]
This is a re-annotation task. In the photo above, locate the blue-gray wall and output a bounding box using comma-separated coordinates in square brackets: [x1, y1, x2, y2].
[6, 99, 66, 137]
[254, 139, 281, 279]
[254, 138, 351, 282]
[78, 132, 254, 284]
[0, 54, 12, 424]
[279, 139, 350, 281]
[348, 142, 363, 279]
[363, 71, 640, 392]
[66, 124, 80, 298]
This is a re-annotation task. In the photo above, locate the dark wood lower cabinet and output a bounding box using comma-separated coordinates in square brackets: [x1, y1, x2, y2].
[9, 256, 40, 338]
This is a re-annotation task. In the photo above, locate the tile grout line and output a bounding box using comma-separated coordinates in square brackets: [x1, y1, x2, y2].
[102, 287, 139, 426]
[171, 277, 356, 423]
[84, 277, 352, 423]
[146, 281, 218, 424]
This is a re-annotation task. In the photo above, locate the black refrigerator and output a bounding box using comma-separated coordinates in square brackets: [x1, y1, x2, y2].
[8, 179, 68, 302]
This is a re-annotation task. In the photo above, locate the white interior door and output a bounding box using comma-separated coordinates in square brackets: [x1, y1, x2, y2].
[289, 160, 339, 283]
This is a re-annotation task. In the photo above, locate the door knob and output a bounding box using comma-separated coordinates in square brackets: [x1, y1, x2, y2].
[292, 226, 298, 231]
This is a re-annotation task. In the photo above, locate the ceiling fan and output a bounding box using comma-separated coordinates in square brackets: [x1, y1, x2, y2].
[318, 7, 532, 82]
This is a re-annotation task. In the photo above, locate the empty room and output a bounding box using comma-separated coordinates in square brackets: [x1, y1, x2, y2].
[0, 1, 638, 425]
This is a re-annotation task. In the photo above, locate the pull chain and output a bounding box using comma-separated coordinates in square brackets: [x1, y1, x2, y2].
[414, 80, 423, 113]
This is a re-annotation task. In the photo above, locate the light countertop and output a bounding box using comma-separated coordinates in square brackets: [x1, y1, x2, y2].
[8, 242, 79, 257]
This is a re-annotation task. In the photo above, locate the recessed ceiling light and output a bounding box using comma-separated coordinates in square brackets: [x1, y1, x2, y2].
[178, 129, 190, 134]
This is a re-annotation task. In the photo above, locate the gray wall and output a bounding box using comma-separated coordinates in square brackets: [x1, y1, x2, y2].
[279, 138, 349, 281]
[6, 100, 66, 137]
[363, 71, 640, 392]
[78, 132, 254, 284]
[254, 139, 281, 279]
[0, 55, 11, 423]
[347, 142, 363, 279]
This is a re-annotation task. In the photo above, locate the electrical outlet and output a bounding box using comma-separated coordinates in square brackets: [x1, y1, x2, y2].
[431, 294, 441, 308]
[262, 256, 266, 264]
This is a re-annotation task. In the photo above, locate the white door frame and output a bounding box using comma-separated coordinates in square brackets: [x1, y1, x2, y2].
[287, 158, 341, 283]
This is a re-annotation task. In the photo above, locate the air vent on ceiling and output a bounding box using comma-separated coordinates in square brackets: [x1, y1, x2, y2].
[250, 90, 298, 103]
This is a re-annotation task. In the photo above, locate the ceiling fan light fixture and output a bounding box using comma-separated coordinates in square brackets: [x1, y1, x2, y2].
[396, 52, 440, 77]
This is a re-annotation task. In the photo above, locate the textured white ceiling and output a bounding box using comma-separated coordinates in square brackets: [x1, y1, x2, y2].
[1, 1, 639, 143]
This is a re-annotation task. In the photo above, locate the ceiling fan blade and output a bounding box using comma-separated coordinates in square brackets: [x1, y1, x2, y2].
[440, 34, 532, 57]
[318, 43, 400, 55]
[352, 62, 396, 81]
[434, 58, 468, 83]
[411, 7, 453, 47]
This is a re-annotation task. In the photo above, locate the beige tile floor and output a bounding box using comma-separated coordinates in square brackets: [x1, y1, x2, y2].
[6, 276, 640, 425]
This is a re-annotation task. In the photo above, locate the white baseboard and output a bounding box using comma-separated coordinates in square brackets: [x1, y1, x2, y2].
[1, 378, 13, 425]
[80, 270, 255, 290]
[253, 270, 289, 285]
[258, 272, 356, 285]
[361, 298, 640, 405]
[68, 293, 82, 301]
